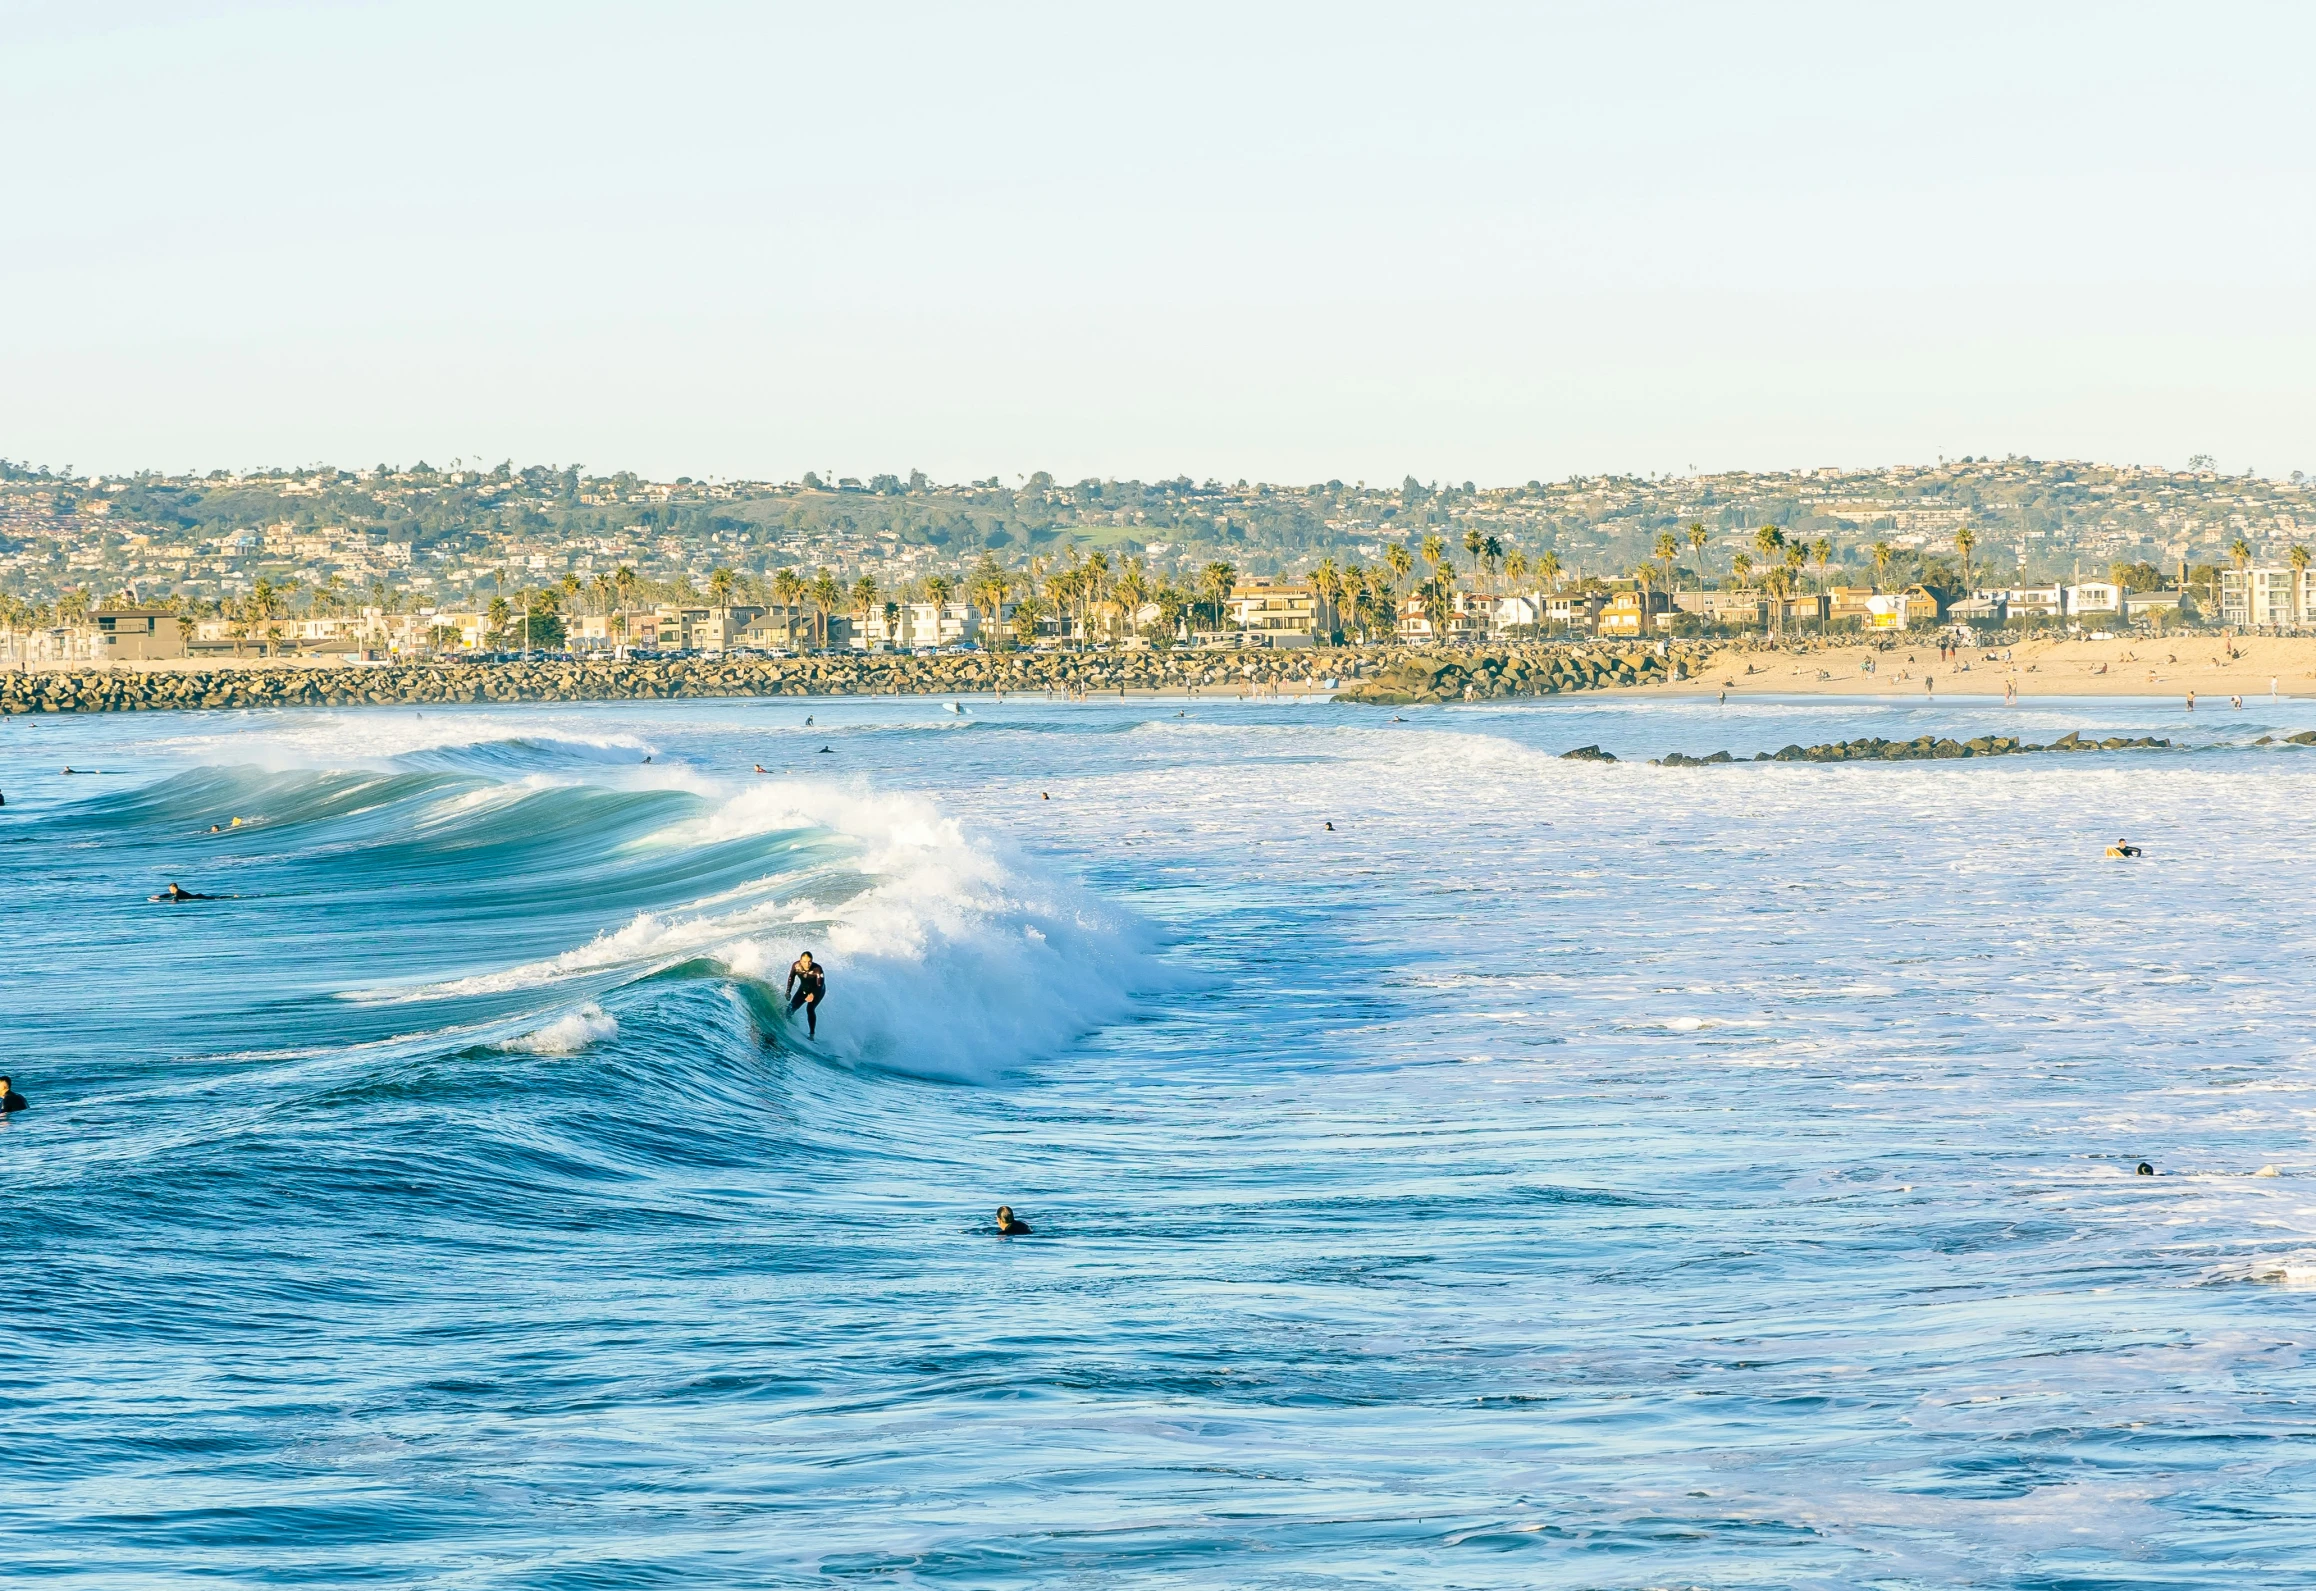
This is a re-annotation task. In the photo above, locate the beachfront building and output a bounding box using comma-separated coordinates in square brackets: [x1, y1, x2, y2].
[2123, 587, 2189, 622]
[1396, 589, 1490, 643]
[2067, 581, 2124, 618]
[1948, 593, 2007, 625]
[1543, 591, 1607, 633]
[856, 600, 987, 650]
[1675, 590, 1767, 628]
[2002, 585, 2066, 620]
[88, 609, 186, 662]
[1598, 589, 1673, 636]
[1493, 593, 1547, 631]
[2220, 567, 2311, 629]
[1227, 579, 1333, 645]
[1827, 587, 1879, 626]
[1774, 594, 1831, 629]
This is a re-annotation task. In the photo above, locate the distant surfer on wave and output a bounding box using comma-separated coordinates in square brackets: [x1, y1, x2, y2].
[785, 950, 827, 1038]
[149, 881, 216, 902]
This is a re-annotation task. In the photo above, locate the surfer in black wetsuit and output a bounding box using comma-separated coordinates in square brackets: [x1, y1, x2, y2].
[995, 1205, 1031, 1235]
[785, 951, 826, 1037]
[149, 882, 216, 902]
[0, 1076, 24, 1113]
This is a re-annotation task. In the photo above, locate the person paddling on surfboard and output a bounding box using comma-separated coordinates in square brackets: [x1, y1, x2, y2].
[785, 951, 827, 1038]
[149, 882, 217, 902]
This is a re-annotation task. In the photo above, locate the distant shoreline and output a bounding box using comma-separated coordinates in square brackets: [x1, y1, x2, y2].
[2, 632, 2309, 715]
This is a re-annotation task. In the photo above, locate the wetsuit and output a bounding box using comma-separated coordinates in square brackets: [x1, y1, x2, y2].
[786, 962, 827, 1037]
[1, 1089, 26, 1113]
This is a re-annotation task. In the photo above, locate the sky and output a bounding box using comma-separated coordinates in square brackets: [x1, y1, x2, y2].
[4, 0, 2313, 484]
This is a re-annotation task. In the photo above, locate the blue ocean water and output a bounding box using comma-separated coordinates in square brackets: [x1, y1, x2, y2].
[6, 688, 2316, 1588]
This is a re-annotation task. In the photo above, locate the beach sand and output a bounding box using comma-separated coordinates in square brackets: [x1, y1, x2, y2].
[1665, 633, 2316, 702]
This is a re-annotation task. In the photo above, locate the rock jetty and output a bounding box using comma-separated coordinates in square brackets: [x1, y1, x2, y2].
[1333, 646, 1695, 705]
[0, 642, 1689, 717]
[1653, 730, 2174, 766]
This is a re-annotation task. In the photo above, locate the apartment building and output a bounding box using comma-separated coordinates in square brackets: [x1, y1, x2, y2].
[1227, 579, 1332, 645]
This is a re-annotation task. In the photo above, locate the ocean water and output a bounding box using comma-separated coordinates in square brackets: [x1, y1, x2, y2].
[6, 687, 2316, 1589]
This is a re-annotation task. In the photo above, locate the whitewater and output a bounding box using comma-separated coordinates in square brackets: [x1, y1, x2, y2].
[5, 689, 2315, 1588]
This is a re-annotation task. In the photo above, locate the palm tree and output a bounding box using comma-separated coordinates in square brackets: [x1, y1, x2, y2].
[1763, 565, 1793, 641]
[1754, 525, 1785, 566]
[1083, 549, 1113, 644]
[1503, 548, 1528, 588]
[1463, 526, 1484, 580]
[1631, 562, 1656, 635]
[1687, 521, 1710, 577]
[1731, 552, 1754, 589]
[707, 566, 736, 609]
[1481, 535, 1504, 590]
[1419, 571, 1455, 642]
[922, 573, 954, 649]
[1955, 528, 1976, 592]
[808, 568, 841, 649]
[1364, 565, 1396, 640]
[1811, 538, 1833, 589]
[2291, 544, 2310, 626]
[2228, 538, 2253, 626]
[1421, 534, 1446, 577]
[1871, 542, 1894, 587]
[968, 557, 1013, 650]
[850, 574, 879, 645]
[1199, 560, 1237, 636]
[1308, 558, 1342, 643]
[1115, 559, 1153, 644]
[770, 567, 804, 646]
[1536, 550, 1562, 590]
[1385, 542, 1415, 602]
[1653, 530, 1679, 591]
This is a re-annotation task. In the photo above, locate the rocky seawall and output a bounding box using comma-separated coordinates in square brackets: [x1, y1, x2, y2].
[0, 643, 1698, 716]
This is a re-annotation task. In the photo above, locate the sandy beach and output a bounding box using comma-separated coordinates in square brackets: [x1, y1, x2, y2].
[1673, 633, 2316, 702]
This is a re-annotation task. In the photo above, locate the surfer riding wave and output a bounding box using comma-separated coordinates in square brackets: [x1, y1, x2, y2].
[786, 951, 827, 1038]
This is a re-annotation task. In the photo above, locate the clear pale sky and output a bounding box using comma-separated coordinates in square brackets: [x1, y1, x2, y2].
[6, 1, 2312, 483]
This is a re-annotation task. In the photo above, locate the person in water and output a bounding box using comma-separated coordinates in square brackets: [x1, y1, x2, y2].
[785, 951, 827, 1037]
[0, 1075, 25, 1113]
[996, 1205, 1031, 1235]
[150, 882, 216, 902]
[2107, 839, 2143, 858]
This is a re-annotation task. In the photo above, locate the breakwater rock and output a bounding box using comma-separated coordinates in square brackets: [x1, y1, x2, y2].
[0, 652, 1327, 715]
[1332, 646, 1696, 705]
[0, 642, 1695, 717]
[1654, 730, 2174, 766]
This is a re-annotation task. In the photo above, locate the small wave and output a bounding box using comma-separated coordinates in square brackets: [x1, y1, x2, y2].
[503, 1003, 620, 1055]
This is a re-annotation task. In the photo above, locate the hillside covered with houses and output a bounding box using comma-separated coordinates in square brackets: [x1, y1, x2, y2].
[2, 455, 2310, 664]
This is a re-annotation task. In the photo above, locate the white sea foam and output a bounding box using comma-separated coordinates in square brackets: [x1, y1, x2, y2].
[348, 775, 1162, 1081]
[505, 1003, 620, 1055]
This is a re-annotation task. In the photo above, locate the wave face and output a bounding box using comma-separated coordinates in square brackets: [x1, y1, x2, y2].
[10, 691, 2316, 1587]
[19, 722, 1153, 1084]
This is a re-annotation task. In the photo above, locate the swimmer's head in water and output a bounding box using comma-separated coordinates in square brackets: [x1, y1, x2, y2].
[2137, 1161, 2154, 1175]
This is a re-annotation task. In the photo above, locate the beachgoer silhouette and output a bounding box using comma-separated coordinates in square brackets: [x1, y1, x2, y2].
[785, 951, 826, 1038]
